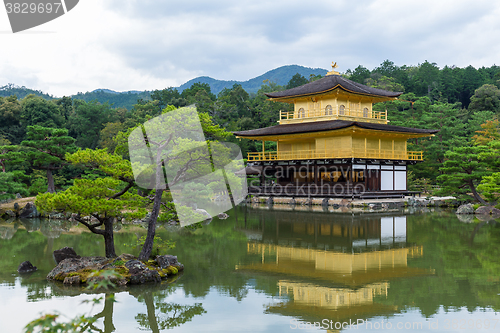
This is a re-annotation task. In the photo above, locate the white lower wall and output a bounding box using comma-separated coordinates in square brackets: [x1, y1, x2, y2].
[381, 170, 394, 191]
[394, 171, 407, 190]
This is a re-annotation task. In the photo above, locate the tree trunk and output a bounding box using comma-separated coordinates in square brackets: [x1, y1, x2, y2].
[103, 295, 116, 333]
[144, 292, 160, 333]
[46, 168, 56, 193]
[91, 294, 116, 333]
[469, 180, 487, 205]
[138, 189, 163, 261]
[104, 217, 117, 258]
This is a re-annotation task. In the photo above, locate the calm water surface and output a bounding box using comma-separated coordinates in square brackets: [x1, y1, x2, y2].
[1, 206, 500, 332]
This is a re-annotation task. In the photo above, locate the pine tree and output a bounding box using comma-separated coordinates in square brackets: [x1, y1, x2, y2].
[437, 145, 491, 203]
[21, 126, 77, 193]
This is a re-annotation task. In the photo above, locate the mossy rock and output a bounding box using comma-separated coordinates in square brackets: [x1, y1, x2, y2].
[113, 265, 130, 277]
[164, 266, 178, 275]
[113, 260, 126, 266]
[47, 254, 182, 286]
[146, 260, 157, 267]
[54, 270, 93, 283]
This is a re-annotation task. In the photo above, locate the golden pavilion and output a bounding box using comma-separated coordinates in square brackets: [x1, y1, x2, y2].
[234, 65, 438, 198]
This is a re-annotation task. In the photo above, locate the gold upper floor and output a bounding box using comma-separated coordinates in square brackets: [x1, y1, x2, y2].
[245, 127, 426, 161]
[278, 90, 389, 125]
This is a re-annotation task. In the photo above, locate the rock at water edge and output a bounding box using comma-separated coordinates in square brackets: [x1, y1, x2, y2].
[18, 261, 38, 273]
[53, 247, 81, 264]
[456, 203, 474, 214]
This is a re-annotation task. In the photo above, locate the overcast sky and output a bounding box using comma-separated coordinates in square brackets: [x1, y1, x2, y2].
[1, 0, 499, 97]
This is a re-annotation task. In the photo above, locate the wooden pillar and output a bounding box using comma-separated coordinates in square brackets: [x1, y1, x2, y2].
[392, 139, 394, 159]
[363, 164, 368, 191]
[378, 139, 381, 159]
[364, 137, 367, 158]
[335, 92, 338, 115]
[314, 161, 318, 185]
[262, 140, 265, 160]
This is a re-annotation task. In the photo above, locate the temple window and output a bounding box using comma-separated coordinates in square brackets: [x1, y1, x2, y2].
[339, 105, 345, 115]
[363, 107, 369, 117]
[297, 108, 305, 118]
[325, 105, 332, 115]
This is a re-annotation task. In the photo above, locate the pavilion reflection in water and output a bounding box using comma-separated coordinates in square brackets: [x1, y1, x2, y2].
[237, 208, 432, 329]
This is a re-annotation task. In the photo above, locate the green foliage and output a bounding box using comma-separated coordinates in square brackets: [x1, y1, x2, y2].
[181, 82, 216, 103]
[22, 125, 77, 193]
[0, 95, 24, 144]
[24, 313, 97, 333]
[128, 235, 176, 258]
[29, 175, 47, 195]
[65, 149, 135, 181]
[0, 172, 29, 200]
[150, 87, 186, 111]
[286, 73, 309, 89]
[365, 74, 405, 92]
[468, 84, 500, 114]
[477, 172, 500, 203]
[344, 65, 371, 83]
[22, 125, 77, 167]
[68, 101, 115, 149]
[386, 100, 470, 179]
[21, 95, 64, 128]
[467, 110, 496, 137]
[408, 174, 435, 194]
[0, 144, 26, 172]
[36, 177, 146, 218]
[437, 144, 491, 202]
[98, 122, 125, 152]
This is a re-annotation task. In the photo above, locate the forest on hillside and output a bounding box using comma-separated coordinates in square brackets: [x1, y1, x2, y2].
[1, 60, 500, 204]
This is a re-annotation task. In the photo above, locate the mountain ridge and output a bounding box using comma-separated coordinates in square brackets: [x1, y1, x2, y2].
[0, 65, 327, 109]
[178, 64, 327, 94]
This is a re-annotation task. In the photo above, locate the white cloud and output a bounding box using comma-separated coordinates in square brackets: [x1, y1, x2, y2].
[0, 0, 499, 96]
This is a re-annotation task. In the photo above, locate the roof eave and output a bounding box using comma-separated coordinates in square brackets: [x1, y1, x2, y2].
[265, 85, 402, 102]
[233, 123, 438, 140]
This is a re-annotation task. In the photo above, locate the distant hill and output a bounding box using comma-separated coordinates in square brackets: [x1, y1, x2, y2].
[91, 89, 144, 95]
[1, 65, 327, 109]
[0, 84, 54, 100]
[72, 90, 151, 109]
[179, 65, 327, 95]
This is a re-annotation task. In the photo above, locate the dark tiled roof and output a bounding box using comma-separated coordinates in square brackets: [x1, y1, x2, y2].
[233, 120, 439, 137]
[265, 74, 402, 99]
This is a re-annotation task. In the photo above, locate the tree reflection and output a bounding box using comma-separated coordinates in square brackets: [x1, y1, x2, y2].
[379, 212, 500, 316]
[134, 290, 206, 332]
[80, 294, 116, 333]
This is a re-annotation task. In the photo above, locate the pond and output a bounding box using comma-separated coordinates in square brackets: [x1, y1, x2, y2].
[1, 206, 500, 332]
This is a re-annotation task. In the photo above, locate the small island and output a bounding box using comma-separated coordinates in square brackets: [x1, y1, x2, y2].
[46, 248, 184, 286]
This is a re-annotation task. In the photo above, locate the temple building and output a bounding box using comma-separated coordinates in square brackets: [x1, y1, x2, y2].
[234, 64, 438, 198]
